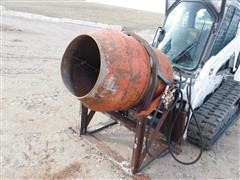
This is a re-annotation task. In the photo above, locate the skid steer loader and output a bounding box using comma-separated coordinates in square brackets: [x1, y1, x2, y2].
[153, 0, 240, 149]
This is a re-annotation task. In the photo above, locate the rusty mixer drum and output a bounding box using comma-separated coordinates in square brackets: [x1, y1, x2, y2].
[61, 29, 173, 111]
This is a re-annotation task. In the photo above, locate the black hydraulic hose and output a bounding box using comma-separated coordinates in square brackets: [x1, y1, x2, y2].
[167, 78, 204, 165]
[145, 87, 183, 158]
[144, 70, 204, 166]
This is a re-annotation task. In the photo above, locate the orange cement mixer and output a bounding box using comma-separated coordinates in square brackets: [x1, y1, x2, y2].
[61, 29, 173, 112]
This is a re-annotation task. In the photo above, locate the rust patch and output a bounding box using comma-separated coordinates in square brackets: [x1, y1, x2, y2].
[133, 174, 151, 180]
[51, 162, 82, 179]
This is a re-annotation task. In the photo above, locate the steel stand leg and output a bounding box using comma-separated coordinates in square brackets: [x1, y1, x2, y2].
[80, 104, 95, 135]
[131, 118, 146, 173]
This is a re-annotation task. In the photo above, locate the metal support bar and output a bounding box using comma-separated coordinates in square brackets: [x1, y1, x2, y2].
[109, 111, 136, 132]
[79, 103, 176, 175]
[80, 105, 88, 135]
[88, 121, 118, 134]
[139, 112, 169, 166]
[131, 118, 147, 173]
[80, 104, 96, 135]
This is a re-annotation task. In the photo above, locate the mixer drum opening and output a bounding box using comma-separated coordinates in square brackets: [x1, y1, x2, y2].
[61, 35, 101, 97]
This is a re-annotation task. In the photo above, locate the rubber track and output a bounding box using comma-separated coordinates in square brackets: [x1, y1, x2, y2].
[187, 79, 240, 149]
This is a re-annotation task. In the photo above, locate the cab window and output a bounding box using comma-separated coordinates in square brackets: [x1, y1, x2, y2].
[158, 2, 214, 69]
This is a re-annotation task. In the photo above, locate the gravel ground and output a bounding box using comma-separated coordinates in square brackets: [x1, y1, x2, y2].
[1, 4, 240, 180]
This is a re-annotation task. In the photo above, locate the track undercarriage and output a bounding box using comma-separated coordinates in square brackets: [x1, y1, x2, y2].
[188, 78, 240, 149]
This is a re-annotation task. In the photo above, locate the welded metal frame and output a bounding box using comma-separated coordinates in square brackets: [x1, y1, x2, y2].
[79, 103, 174, 175]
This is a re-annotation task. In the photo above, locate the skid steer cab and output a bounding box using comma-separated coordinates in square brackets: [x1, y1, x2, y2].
[153, 0, 240, 149]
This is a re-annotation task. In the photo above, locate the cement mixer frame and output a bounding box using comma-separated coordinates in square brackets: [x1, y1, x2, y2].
[79, 91, 182, 175]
